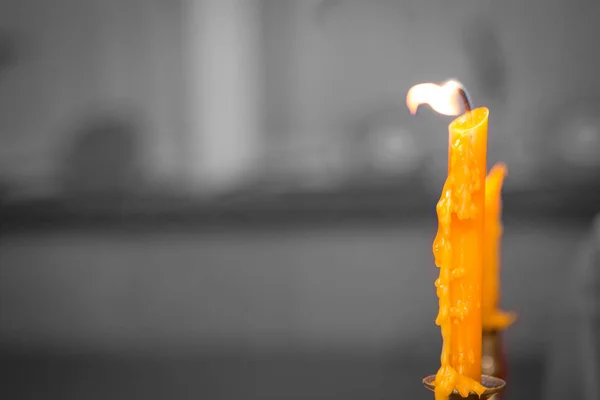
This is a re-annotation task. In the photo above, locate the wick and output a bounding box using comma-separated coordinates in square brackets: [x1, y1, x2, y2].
[456, 87, 473, 113]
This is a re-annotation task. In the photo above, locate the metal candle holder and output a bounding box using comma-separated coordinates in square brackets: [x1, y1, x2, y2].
[423, 374, 506, 400]
[482, 330, 507, 399]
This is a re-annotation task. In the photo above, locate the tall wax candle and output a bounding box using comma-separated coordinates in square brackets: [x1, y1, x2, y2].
[407, 81, 488, 399]
[482, 164, 516, 331]
[433, 107, 488, 399]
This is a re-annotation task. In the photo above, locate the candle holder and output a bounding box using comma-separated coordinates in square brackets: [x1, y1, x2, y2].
[482, 330, 507, 399]
[422, 374, 506, 400]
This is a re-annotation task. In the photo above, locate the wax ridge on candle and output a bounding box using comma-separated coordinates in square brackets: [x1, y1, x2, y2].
[433, 130, 486, 400]
[482, 163, 517, 331]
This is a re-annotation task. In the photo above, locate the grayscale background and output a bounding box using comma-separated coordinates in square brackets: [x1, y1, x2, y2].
[0, 0, 599, 399]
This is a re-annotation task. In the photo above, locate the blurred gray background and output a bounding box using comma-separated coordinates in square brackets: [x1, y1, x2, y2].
[1, 0, 600, 399]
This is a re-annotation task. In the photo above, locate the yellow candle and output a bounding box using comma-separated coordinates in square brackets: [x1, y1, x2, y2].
[407, 81, 487, 399]
[433, 108, 488, 399]
[482, 163, 516, 331]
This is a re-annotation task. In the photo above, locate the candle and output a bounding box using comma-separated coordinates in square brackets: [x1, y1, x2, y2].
[407, 81, 487, 399]
[482, 163, 516, 331]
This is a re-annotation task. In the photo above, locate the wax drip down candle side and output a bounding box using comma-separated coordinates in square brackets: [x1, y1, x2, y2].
[407, 80, 488, 400]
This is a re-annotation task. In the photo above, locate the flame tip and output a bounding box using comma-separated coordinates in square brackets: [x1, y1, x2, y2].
[405, 80, 464, 117]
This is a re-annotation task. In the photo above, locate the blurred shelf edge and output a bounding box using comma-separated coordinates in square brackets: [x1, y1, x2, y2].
[1, 180, 598, 233]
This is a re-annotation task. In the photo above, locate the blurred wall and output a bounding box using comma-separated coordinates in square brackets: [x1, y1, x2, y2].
[0, 0, 265, 197]
[2, 0, 600, 195]
[262, 0, 600, 186]
[0, 0, 188, 195]
[0, 222, 586, 356]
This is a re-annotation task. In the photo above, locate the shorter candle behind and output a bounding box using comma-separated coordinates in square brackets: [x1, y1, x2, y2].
[482, 163, 516, 331]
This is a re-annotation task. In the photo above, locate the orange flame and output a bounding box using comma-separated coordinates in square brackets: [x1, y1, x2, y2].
[406, 80, 464, 116]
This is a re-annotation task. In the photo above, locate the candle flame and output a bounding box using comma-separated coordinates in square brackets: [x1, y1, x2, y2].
[406, 80, 464, 116]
